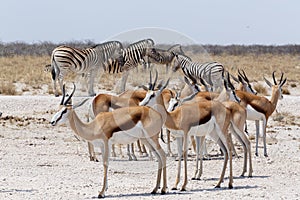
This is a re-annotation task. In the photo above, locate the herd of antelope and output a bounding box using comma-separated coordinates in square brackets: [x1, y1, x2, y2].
[50, 42, 287, 198]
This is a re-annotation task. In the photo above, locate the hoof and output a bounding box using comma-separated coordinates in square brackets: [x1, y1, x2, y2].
[151, 190, 157, 194]
[264, 154, 268, 157]
[98, 193, 105, 198]
[171, 187, 177, 190]
[240, 174, 245, 177]
[255, 153, 258, 157]
[180, 188, 186, 191]
[214, 185, 221, 188]
[161, 190, 166, 195]
[55, 94, 59, 97]
[191, 177, 201, 180]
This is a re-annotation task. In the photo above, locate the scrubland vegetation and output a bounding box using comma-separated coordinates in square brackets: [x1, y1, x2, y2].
[0, 41, 298, 95]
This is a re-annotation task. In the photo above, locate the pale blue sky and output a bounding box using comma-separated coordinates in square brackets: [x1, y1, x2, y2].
[0, 0, 299, 45]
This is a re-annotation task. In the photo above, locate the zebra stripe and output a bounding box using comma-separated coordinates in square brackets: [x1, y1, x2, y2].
[50, 41, 123, 96]
[173, 54, 224, 91]
[122, 38, 155, 70]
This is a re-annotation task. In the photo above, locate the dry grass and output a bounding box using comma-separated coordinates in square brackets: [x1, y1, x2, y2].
[254, 83, 268, 96]
[0, 53, 298, 95]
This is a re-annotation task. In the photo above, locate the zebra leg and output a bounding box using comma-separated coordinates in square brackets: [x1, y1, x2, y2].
[118, 71, 129, 93]
[87, 71, 96, 96]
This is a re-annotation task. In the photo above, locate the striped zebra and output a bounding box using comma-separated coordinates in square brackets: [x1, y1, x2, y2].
[172, 54, 225, 91]
[105, 39, 162, 93]
[146, 44, 184, 72]
[49, 41, 123, 96]
[123, 38, 155, 70]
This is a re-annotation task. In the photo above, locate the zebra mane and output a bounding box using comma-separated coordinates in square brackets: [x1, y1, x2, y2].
[128, 38, 154, 47]
[91, 41, 123, 49]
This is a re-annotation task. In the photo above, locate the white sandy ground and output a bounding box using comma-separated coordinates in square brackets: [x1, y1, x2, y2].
[0, 93, 299, 200]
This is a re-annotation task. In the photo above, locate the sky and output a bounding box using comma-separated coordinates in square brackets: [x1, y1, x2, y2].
[0, 0, 299, 45]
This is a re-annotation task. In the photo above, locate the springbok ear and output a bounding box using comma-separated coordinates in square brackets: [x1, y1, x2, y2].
[156, 80, 164, 89]
[230, 74, 239, 83]
[263, 76, 273, 87]
[280, 78, 287, 87]
[73, 98, 89, 109]
[182, 92, 197, 103]
[139, 85, 149, 91]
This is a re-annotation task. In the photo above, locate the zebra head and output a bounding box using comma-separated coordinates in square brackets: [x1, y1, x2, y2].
[146, 48, 163, 63]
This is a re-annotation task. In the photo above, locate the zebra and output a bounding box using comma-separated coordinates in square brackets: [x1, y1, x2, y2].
[49, 41, 123, 96]
[122, 38, 155, 70]
[145, 44, 184, 72]
[106, 39, 162, 93]
[172, 54, 225, 91]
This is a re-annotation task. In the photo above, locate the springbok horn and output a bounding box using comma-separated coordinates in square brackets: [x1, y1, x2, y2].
[242, 69, 249, 82]
[227, 73, 236, 90]
[279, 72, 284, 84]
[60, 84, 66, 105]
[272, 71, 277, 85]
[64, 83, 76, 105]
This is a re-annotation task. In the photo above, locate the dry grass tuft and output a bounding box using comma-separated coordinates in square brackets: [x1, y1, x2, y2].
[290, 83, 297, 88]
[282, 88, 290, 95]
[0, 82, 17, 95]
[254, 83, 268, 96]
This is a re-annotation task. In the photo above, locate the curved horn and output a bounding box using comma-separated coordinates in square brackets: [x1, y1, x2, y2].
[272, 71, 277, 85]
[238, 69, 243, 79]
[64, 83, 76, 105]
[227, 72, 235, 90]
[279, 72, 284, 84]
[242, 69, 249, 82]
[60, 84, 66, 105]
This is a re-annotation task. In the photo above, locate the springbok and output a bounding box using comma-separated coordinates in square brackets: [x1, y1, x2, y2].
[168, 73, 253, 179]
[140, 71, 234, 191]
[234, 71, 287, 157]
[51, 84, 167, 198]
